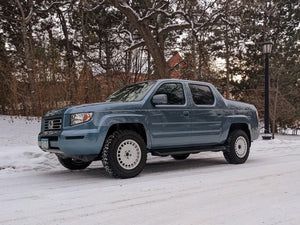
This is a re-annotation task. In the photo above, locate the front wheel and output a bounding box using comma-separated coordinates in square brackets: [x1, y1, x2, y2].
[223, 129, 250, 164]
[57, 156, 92, 170]
[102, 130, 147, 178]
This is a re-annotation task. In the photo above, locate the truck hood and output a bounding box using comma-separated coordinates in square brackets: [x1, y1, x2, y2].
[224, 99, 256, 111]
[64, 101, 143, 114]
[44, 107, 69, 117]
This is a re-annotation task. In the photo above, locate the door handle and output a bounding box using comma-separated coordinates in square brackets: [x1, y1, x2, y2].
[183, 111, 189, 117]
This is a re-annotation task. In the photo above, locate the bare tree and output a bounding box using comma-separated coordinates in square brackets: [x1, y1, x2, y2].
[104, 0, 227, 79]
[15, 0, 39, 115]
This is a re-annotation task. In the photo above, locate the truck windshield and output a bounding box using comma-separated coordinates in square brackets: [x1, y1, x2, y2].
[106, 81, 156, 102]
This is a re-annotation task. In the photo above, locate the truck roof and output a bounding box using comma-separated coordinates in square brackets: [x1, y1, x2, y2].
[155, 79, 214, 87]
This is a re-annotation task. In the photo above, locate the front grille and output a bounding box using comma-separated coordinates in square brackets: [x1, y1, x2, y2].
[44, 118, 62, 131]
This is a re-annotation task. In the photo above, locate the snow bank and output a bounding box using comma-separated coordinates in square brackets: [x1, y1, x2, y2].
[0, 115, 40, 146]
[0, 115, 59, 172]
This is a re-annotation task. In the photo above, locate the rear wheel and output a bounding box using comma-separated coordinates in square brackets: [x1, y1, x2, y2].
[102, 130, 147, 178]
[57, 156, 92, 170]
[223, 129, 250, 164]
[171, 153, 190, 160]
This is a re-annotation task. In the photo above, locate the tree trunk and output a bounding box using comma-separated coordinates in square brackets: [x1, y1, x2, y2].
[198, 43, 203, 80]
[111, 0, 169, 79]
[15, 0, 39, 115]
[104, 33, 114, 96]
[57, 8, 75, 104]
[225, 0, 230, 99]
[191, 34, 197, 80]
[125, 50, 132, 84]
[272, 74, 279, 139]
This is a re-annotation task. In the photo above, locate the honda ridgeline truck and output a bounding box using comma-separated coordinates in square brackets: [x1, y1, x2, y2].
[38, 79, 259, 178]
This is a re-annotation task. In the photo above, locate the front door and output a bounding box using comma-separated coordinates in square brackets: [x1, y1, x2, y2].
[148, 82, 191, 149]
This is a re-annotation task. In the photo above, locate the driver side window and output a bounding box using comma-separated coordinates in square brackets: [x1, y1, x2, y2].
[155, 83, 185, 105]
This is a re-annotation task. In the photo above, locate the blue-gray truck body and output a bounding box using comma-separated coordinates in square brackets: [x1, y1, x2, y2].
[38, 79, 259, 158]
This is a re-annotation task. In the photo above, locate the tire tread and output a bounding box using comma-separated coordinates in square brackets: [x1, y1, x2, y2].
[102, 130, 146, 178]
[223, 129, 250, 164]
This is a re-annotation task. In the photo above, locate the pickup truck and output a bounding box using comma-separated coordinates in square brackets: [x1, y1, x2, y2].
[38, 79, 259, 178]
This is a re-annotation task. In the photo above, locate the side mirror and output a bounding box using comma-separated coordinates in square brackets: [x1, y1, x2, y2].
[152, 94, 168, 105]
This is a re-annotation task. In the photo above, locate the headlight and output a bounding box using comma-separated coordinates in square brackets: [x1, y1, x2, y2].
[70, 112, 93, 126]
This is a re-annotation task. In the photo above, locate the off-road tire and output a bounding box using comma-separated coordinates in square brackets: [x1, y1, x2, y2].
[102, 130, 147, 178]
[223, 129, 250, 164]
[171, 153, 190, 160]
[57, 156, 92, 170]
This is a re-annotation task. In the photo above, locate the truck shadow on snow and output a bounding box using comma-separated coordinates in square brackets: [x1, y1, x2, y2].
[143, 156, 227, 174]
[42, 155, 250, 179]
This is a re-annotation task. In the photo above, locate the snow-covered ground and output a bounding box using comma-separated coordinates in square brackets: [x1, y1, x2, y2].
[0, 115, 300, 225]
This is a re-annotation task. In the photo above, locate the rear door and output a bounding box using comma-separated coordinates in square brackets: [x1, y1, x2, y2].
[188, 83, 223, 145]
[148, 82, 192, 149]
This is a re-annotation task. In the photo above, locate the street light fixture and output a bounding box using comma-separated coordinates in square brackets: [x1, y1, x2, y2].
[263, 41, 273, 54]
[262, 41, 273, 140]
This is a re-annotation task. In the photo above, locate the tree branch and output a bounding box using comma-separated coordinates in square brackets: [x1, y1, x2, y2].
[24, 4, 34, 24]
[118, 1, 141, 20]
[36, 1, 70, 13]
[139, 2, 168, 22]
[158, 23, 191, 36]
[125, 41, 145, 51]
[83, 1, 105, 12]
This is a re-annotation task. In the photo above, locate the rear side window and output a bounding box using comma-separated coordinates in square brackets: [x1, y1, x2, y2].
[155, 83, 185, 105]
[189, 84, 214, 105]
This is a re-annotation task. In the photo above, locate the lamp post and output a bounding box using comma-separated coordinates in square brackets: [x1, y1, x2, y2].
[262, 41, 273, 140]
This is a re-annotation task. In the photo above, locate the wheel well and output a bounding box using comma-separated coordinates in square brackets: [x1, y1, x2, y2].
[229, 123, 251, 141]
[106, 123, 147, 145]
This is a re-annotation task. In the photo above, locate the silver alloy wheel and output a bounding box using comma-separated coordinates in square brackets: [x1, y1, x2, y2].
[234, 136, 248, 158]
[117, 139, 142, 170]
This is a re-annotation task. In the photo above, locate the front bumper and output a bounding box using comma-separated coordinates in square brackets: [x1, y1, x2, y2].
[38, 129, 103, 155]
